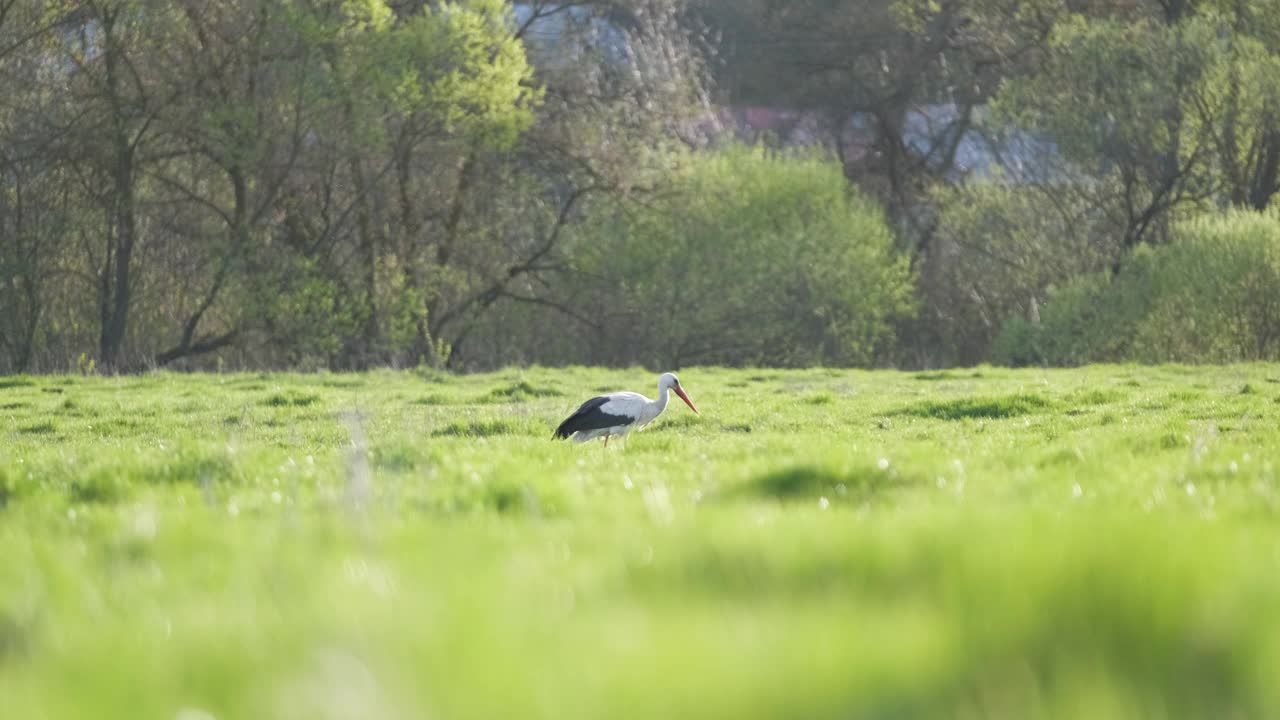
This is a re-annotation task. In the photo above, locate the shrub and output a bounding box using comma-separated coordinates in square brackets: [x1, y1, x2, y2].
[566, 145, 914, 367]
[994, 209, 1280, 365]
[1133, 211, 1280, 361]
[915, 179, 1117, 366]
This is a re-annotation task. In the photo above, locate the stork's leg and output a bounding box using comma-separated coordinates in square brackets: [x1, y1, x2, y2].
[604, 435, 610, 448]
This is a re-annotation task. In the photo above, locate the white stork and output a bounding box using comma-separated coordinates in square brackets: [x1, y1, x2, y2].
[553, 372, 699, 446]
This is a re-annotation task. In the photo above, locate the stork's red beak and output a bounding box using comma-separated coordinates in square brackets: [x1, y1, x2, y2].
[674, 386, 699, 414]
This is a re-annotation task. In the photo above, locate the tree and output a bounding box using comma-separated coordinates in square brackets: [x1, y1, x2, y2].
[1191, 0, 1280, 210]
[996, 16, 1220, 252]
[692, 0, 1068, 246]
[913, 179, 1118, 365]
[907, 0, 1280, 364]
[0, 3, 79, 372]
[994, 2, 1280, 252]
[56, 0, 167, 371]
[430, 0, 711, 369]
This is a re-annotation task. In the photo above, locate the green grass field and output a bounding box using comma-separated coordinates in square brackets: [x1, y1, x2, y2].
[4, 365, 1280, 718]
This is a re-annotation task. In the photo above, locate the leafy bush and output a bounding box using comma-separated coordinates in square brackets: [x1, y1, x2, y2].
[995, 209, 1280, 365]
[567, 145, 914, 367]
[1138, 211, 1280, 361]
[914, 179, 1116, 365]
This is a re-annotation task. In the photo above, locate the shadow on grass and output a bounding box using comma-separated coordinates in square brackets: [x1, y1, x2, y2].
[913, 370, 984, 381]
[727, 463, 919, 504]
[432, 418, 538, 438]
[483, 481, 558, 516]
[892, 393, 1052, 421]
[318, 377, 365, 389]
[372, 441, 436, 472]
[0, 610, 32, 662]
[68, 473, 130, 504]
[60, 448, 238, 505]
[57, 398, 86, 416]
[412, 394, 454, 406]
[262, 391, 320, 407]
[648, 414, 704, 433]
[421, 476, 569, 517]
[1067, 388, 1127, 406]
[481, 381, 564, 403]
[413, 367, 451, 384]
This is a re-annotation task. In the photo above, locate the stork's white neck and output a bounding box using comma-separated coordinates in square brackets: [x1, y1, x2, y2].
[654, 382, 670, 413]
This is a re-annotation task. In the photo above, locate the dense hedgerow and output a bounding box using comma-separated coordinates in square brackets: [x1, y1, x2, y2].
[995, 209, 1280, 366]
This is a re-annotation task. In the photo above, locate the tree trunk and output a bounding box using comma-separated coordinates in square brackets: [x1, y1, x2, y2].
[97, 9, 137, 372]
[100, 154, 136, 371]
[350, 147, 378, 367]
[1250, 128, 1280, 211]
[425, 151, 478, 357]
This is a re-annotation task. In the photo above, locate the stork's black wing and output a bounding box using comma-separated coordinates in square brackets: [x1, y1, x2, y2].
[553, 395, 632, 439]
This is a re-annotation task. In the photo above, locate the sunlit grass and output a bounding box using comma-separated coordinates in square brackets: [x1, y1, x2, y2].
[3, 365, 1280, 718]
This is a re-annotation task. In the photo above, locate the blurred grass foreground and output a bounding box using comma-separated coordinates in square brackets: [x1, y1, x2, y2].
[4, 365, 1280, 718]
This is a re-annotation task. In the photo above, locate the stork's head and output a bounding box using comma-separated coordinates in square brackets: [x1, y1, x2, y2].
[659, 372, 699, 414]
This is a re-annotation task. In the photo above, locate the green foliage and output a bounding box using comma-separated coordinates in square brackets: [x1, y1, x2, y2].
[0, 0, 557, 372]
[991, 4, 1280, 246]
[245, 256, 367, 366]
[998, 17, 1214, 177]
[1187, 2, 1280, 209]
[413, 0, 542, 148]
[11, 0, 1280, 374]
[993, 271, 1134, 367]
[920, 179, 1116, 364]
[570, 146, 914, 367]
[6, 366, 1280, 717]
[1137, 210, 1280, 361]
[296, 0, 538, 150]
[995, 209, 1280, 365]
